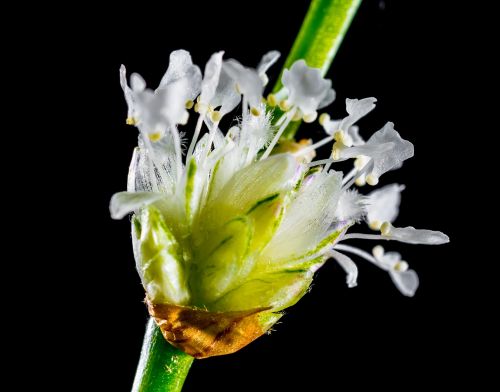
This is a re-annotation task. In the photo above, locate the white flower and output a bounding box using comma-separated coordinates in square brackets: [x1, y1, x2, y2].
[332, 122, 414, 186]
[281, 59, 335, 118]
[223, 51, 280, 111]
[372, 245, 419, 297]
[113, 48, 449, 329]
[322, 97, 377, 146]
[120, 50, 202, 141]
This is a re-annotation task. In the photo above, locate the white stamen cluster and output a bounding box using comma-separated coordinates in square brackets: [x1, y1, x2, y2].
[111, 49, 448, 302]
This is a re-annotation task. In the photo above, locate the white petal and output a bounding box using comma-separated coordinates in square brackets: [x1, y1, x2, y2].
[119, 65, 134, 118]
[366, 184, 405, 226]
[386, 226, 450, 245]
[110, 191, 163, 220]
[200, 51, 224, 104]
[223, 59, 263, 108]
[262, 170, 342, 260]
[282, 60, 335, 115]
[257, 50, 280, 75]
[331, 250, 358, 288]
[390, 270, 419, 297]
[339, 98, 377, 131]
[130, 73, 146, 92]
[318, 88, 336, 109]
[158, 49, 202, 101]
[349, 125, 365, 146]
[375, 250, 401, 271]
[366, 122, 414, 178]
[210, 67, 241, 115]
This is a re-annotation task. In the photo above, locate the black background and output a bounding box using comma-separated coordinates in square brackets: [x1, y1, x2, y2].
[34, 0, 476, 390]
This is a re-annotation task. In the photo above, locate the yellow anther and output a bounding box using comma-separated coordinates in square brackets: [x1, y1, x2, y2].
[366, 173, 379, 186]
[333, 130, 345, 143]
[331, 143, 342, 160]
[267, 93, 277, 107]
[194, 102, 208, 114]
[318, 113, 330, 126]
[279, 99, 291, 111]
[368, 220, 382, 231]
[211, 110, 222, 122]
[250, 107, 261, 117]
[394, 261, 409, 272]
[372, 245, 384, 259]
[343, 134, 353, 147]
[148, 132, 162, 142]
[292, 109, 303, 122]
[303, 111, 318, 123]
[354, 156, 369, 170]
[380, 221, 392, 236]
[126, 117, 136, 126]
[355, 176, 366, 187]
[185, 100, 194, 109]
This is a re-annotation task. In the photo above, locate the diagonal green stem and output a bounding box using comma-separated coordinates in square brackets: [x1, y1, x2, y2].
[132, 318, 193, 392]
[272, 0, 362, 139]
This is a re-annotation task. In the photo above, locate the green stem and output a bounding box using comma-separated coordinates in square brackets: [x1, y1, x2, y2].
[272, 0, 362, 139]
[132, 318, 194, 392]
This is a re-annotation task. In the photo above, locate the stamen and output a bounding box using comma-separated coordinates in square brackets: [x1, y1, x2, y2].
[211, 110, 222, 122]
[185, 100, 194, 109]
[355, 176, 366, 186]
[148, 132, 162, 142]
[279, 99, 291, 111]
[366, 173, 379, 186]
[394, 261, 408, 272]
[318, 113, 330, 126]
[354, 155, 369, 170]
[307, 158, 334, 167]
[368, 220, 382, 231]
[250, 107, 261, 117]
[267, 93, 277, 107]
[293, 135, 334, 157]
[292, 109, 303, 122]
[303, 111, 318, 123]
[194, 102, 208, 114]
[380, 222, 392, 236]
[331, 143, 343, 160]
[126, 117, 137, 126]
[372, 245, 384, 259]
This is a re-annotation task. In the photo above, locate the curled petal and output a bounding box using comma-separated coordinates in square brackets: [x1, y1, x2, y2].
[110, 191, 162, 220]
[385, 225, 450, 245]
[282, 60, 335, 115]
[331, 250, 358, 288]
[389, 270, 419, 297]
[200, 51, 224, 104]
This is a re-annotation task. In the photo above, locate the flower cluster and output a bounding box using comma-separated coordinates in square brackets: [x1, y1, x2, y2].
[111, 49, 448, 357]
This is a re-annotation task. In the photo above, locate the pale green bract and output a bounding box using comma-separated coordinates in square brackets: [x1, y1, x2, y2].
[111, 49, 449, 315]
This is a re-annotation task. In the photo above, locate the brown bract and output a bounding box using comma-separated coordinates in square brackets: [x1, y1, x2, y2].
[146, 298, 274, 358]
